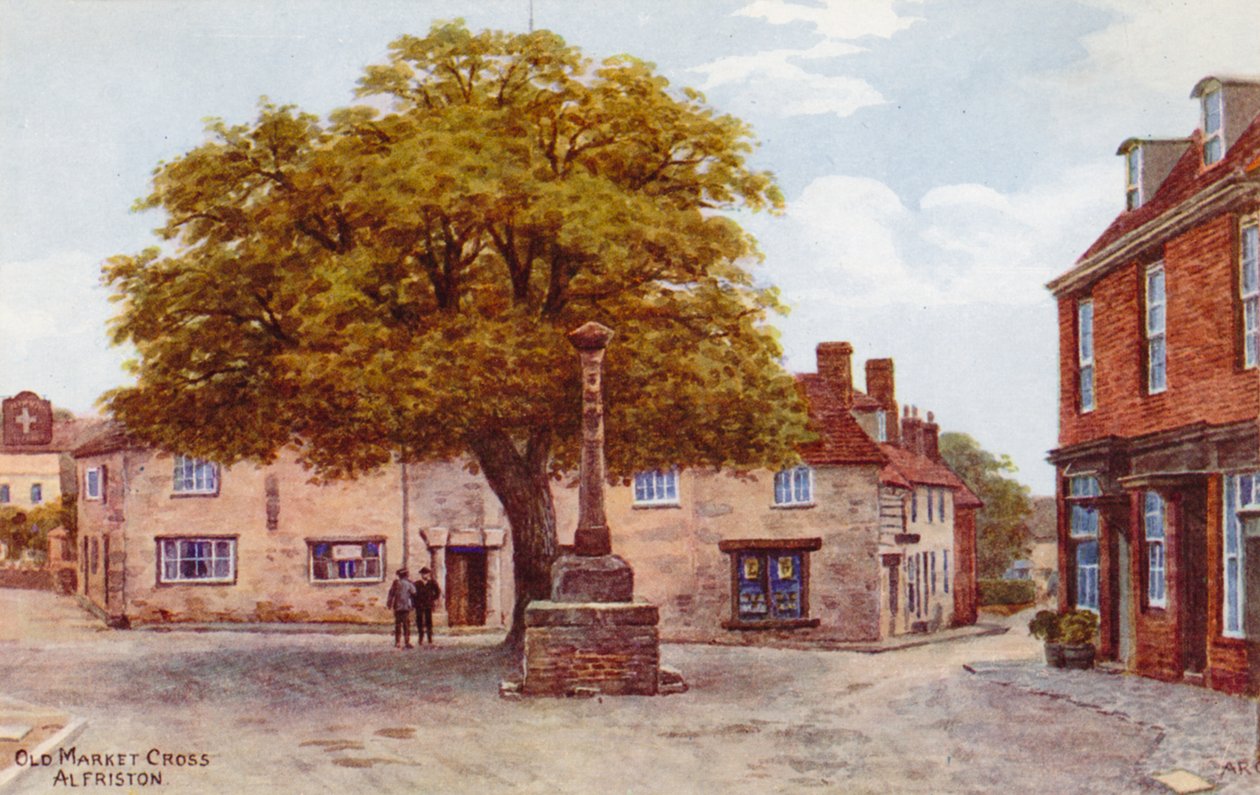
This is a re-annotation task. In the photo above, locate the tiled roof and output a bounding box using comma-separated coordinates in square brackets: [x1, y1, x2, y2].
[0, 416, 106, 455]
[1079, 113, 1260, 262]
[72, 421, 139, 458]
[878, 443, 983, 509]
[794, 374, 886, 466]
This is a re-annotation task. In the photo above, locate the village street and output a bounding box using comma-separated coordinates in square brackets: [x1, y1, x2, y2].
[0, 589, 1255, 794]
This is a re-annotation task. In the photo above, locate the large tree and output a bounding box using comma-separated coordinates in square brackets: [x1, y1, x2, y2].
[103, 22, 811, 642]
[938, 432, 1033, 579]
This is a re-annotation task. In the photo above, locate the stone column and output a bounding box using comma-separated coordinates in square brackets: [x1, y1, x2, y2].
[549, 322, 633, 603]
[569, 322, 614, 556]
[519, 321, 663, 697]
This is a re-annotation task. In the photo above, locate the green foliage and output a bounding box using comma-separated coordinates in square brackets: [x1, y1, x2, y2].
[104, 21, 806, 478]
[1059, 609, 1099, 646]
[102, 22, 810, 638]
[0, 500, 66, 560]
[977, 578, 1035, 606]
[939, 432, 1033, 579]
[1027, 609, 1061, 641]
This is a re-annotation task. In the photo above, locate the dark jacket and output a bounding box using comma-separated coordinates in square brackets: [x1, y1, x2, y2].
[413, 579, 441, 609]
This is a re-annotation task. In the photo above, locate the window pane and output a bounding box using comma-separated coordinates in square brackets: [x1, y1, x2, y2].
[1149, 337, 1166, 391]
[1205, 90, 1222, 133]
[1206, 136, 1223, 164]
[1227, 557, 1240, 632]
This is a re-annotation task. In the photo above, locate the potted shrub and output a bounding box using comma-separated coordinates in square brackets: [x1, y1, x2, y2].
[1027, 609, 1064, 668]
[1059, 609, 1100, 670]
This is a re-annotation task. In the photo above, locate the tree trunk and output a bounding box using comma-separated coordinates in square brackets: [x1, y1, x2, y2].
[466, 428, 557, 649]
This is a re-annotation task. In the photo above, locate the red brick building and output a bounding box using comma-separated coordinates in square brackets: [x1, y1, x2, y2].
[1049, 75, 1260, 694]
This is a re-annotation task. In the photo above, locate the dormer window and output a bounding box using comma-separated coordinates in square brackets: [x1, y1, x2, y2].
[1203, 87, 1224, 165]
[1125, 147, 1142, 210]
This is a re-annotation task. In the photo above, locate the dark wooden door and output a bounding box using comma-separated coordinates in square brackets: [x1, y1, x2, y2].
[1180, 489, 1208, 674]
[445, 548, 487, 626]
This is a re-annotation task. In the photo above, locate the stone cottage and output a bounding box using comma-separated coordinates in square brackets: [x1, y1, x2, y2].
[73, 341, 980, 641]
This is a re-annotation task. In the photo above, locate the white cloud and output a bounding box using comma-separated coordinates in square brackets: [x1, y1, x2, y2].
[735, 0, 924, 41]
[1030, 0, 1260, 144]
[754, 161, 1118, 310]
[692, 0, 921, 118]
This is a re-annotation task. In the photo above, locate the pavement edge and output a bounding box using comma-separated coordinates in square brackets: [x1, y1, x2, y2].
[0, 716, 87, 791]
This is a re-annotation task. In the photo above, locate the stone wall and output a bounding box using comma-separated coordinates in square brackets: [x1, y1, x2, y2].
[553, 464, 884, 642]
[522, 601, 660, 696]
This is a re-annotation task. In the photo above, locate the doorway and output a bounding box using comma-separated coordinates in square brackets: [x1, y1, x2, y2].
[445, 547, 487, 626]
[1179, 489, 1209, 676]
[1116, 532, 1135, 667]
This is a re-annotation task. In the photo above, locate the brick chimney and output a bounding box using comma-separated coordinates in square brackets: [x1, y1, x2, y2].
[865, 358, 898, 443]
[923, 411, 940, 461]
[816, 342, 854, 408]
[901, 405, 922, 455]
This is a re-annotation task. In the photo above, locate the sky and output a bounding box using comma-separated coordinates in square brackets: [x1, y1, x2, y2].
[3, 0, 1260, 495]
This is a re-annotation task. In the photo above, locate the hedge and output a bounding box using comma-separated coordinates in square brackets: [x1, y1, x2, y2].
[978, 578, 1036, 606]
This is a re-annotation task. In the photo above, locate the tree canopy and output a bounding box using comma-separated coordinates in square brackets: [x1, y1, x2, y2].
[103, 21, 811, 639]
[938, 432, 1032, 579]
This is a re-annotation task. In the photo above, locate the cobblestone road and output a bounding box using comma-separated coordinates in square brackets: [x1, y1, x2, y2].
[1, 590, 1254, 793]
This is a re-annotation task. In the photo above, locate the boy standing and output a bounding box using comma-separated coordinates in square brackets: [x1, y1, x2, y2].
[413, 567, 442, 646]
[386, 568, 416, 649]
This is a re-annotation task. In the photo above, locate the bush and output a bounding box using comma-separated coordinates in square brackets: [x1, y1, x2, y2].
[1027, 609, 1061, 641]
[978, 578, 1036, 606]
[1060, 609, 1099, 645]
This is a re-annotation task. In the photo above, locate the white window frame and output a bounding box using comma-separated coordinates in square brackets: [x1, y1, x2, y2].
[308, 539, 385, 583]
[1145, 264, 1167, 394]
[773, 465, 813, 507]
[633, 468, 679, 506]
[172, 455, 219, 495]
[1242, 222, 1259, 369]
[84, 467, 103, 501]
[1125, 146, 1142, 210]
[1144, 491, 1167, 609]
[1078, 299, 1095, 412]
[1224, 474, 1251, 638]
[1203, 87, 1224, 166]
[1068, 476, 1101, 538]
[876, 410, 887, 442]
[157, 537, 237, 584]
[30, 483, 42, 504]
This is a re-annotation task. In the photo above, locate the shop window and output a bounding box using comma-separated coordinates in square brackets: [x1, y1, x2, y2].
[1224, 474, 1253, 637]
[1144, 492, 1167, 608]
[309, 540, 384, 582]
[719, 538, 821, 628]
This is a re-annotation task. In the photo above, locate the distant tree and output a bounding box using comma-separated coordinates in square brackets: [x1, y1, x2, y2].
[939, 432, 1032, 579]
[103, 22, 811, 643]
[0, 501, 64, 560]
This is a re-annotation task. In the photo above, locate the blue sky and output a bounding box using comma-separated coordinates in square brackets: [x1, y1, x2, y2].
[4, 0, 1260, 494]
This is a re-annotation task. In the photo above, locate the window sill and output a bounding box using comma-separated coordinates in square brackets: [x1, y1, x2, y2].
[309, 579, 384, 586]
[770, 502, 815, 510]
[722, 617, 820, 631]
[156, 580, 236, 587]
[632, 502, 681, 510]
[170, 491, 220, 499]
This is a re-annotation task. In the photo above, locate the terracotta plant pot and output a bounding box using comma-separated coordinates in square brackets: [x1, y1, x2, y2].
[1062, 643, 1095, 670]
[1044, 642, 1065, 668]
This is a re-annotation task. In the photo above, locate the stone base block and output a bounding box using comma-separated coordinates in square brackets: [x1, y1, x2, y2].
[523, 599, 660, 697]
[550, 554, 634, 603]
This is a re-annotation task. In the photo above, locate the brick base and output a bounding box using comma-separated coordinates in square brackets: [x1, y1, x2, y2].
[522, 600, 660, 696]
